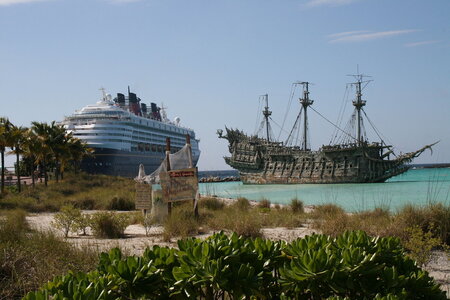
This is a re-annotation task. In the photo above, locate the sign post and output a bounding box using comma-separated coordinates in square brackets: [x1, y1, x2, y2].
[160, 168, 198, 204]
[135, 182, 152, 217]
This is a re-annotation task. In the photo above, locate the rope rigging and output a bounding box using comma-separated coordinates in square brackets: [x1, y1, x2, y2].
[309, 106, 357, 143]
[277, 83, 298, 141]
[285, 107, 303, 146]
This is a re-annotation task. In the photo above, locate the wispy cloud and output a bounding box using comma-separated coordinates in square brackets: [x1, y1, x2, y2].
[305, 0, 360, 8]
[328, 30, 419, 43]
[404, 40, 440, 47]
[0, 0, 50, 5]
[107, 0, 143, 4]
[328, 30, 371, 39]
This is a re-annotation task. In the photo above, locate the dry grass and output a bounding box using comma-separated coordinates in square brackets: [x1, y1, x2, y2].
[0, 172, 135, 212]
[163, 203, 200, 241]
[0, 209, 98, 299]
[258, 198, 271, 209]
[204, 206, 262, 238]
[290, 198, 304, 214]
[311, 202, 450, 248]
[199, 196, 225, 211]
[90, 211, 130, 239]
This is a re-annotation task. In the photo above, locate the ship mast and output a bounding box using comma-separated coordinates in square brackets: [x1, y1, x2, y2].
[262, 94, 272, 142]
[350, 74, 368, 145]
[299, 82, 313, 150]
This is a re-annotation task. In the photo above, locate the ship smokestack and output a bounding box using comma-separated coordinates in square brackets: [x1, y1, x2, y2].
[141, 103, 147, 115]
[117, 93, 125, 106]
[128, 92, 142, 116]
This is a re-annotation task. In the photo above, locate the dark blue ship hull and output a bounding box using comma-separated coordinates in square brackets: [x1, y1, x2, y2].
[81, 148, 198, 178]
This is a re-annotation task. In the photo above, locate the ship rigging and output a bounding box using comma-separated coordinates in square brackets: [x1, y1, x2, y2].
[219, 75, 436, 184]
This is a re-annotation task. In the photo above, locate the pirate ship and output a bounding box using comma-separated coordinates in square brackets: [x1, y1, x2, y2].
[218, 75, 436, 184]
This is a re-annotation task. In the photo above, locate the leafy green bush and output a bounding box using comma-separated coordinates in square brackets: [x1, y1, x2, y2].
[52, 205, 82, 237]
[403, 225, 443, 267]
[90, 212, 130, 238]
[24, 231, 446, 299]
[73, 213, 92, 236]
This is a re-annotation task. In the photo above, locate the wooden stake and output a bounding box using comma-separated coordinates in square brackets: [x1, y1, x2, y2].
[187, 134, 199, 218]
[166, 137, 172, 216]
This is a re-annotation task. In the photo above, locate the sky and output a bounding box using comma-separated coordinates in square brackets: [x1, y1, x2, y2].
[0, 0, 449, 170]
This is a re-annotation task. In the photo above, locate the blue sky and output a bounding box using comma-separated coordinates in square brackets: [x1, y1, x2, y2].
[1, 0, 449, 170]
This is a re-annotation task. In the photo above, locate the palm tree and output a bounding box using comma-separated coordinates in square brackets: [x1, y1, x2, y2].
[67, 137, 92, 175]
[31, 121, 53, 186]
[8, 125, 28, 192]
[47, 122, 68, 182]
[0, 117, 12, 194]
[21, 129, 40, 187]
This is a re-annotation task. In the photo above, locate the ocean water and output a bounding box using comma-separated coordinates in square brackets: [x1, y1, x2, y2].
[199, 168, 450, 212]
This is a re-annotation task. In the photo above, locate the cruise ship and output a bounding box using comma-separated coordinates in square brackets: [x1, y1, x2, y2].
[61, 88, 200, 177]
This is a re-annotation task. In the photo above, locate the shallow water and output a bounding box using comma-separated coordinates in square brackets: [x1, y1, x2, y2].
[199, 168, 450, 212]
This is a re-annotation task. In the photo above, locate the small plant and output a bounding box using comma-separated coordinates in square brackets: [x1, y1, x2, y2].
[143, 214, 154, 236]
[0, 209, 29, 242]
[403, 225, 442, 267]
[290, 198, 304, 214]
[73, 213, 92, 236]
[233, 197, 251, 211]
[199, 197, 225, 210]
[52, 205, 82, 238]
[274, 204, 281, 210]
[108, 196, 135, 211]
[258, 198, 271, 209]
[90, 212, 130, 238]
[163, 203, 199, 241]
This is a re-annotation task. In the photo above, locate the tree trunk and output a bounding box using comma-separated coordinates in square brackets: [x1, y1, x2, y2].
[1, 150, 4, 194]
[31, 168, 35, 187]
[55, 160, 60, 183]
[16, 151, 21, 192]
[43, 163, 48, 187]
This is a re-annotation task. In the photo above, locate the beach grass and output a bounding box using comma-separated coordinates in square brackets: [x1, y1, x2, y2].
[0, 209, 98, 299]
[0, 172, 135, 212]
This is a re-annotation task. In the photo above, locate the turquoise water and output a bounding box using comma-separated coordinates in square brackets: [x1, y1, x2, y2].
[199, 168, 450, 212]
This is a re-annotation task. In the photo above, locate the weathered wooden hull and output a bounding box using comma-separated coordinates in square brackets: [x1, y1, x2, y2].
[222, 132, 418, 184]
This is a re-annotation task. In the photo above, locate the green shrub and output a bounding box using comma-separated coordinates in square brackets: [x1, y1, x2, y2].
[51, 205, 82, 238]
[396, 203, 450, 245]
[90, 212, 130, 238]
[403, 225, 443, 266]
[199, 197, 225, 210]
[73, 213, 92, 236]
[290, 197, 304, 213]
[108, 196, 135, 211]
[71, 197, 95, 210]
[25, 231, 447, 300]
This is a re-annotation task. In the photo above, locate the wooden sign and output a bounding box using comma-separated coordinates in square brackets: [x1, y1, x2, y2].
[160, 167, 198, 203]
[135, 182, 152, 210]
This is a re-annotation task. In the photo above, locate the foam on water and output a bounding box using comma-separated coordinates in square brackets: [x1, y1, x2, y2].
[199, 168, 450, 212]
